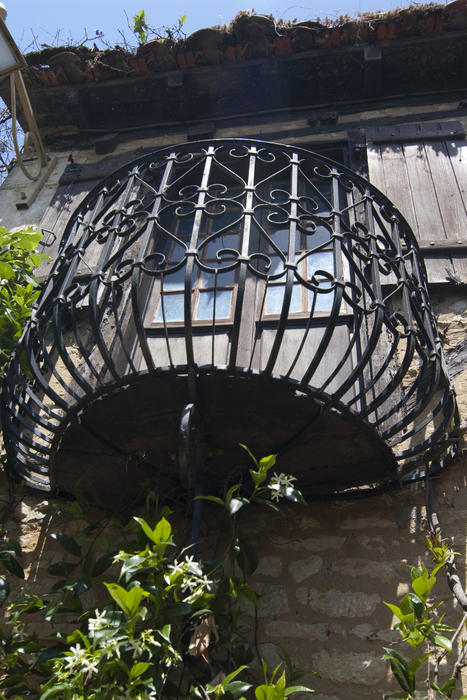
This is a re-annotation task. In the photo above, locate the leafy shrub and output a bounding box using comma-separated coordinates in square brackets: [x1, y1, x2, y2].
[0, 226, 48, 377]
[0, 449, 313, 699]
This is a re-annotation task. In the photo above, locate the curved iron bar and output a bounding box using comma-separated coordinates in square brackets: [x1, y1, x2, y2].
[1, 139, 460, 495]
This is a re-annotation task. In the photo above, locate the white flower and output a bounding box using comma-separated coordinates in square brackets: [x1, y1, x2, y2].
[180, 578, 197, 593]
[100, 636, 123, 658]
[272, 472, 296, 488]
[199, 574, 213, 591]
[268, 472, 296, 502]
[168, 560, 184, 575]
[140, 629, 159, 647]
[127, 637, 144, 658]
[63, 643, 86, 671]
[82, 655, 99, 675]
[88, 609, 107, 634]
[268, 484, 281, 502]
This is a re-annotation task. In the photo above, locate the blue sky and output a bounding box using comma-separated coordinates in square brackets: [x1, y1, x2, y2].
[5, 0, 430, 52]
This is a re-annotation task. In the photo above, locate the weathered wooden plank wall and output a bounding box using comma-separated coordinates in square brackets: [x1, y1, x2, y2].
[367, 134, 467, 284]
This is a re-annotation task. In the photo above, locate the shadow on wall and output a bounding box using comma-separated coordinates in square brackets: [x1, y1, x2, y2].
[1, 454, 467, 699]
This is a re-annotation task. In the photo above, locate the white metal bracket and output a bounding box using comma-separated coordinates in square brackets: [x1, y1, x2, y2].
[15, 155, 57, 210]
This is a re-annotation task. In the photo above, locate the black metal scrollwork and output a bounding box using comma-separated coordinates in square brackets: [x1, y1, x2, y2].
[1, 139, 459, 496]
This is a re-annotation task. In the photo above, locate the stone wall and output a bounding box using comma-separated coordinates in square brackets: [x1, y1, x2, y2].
[0, 291, 465, 698]
[0, 102, 465, 696]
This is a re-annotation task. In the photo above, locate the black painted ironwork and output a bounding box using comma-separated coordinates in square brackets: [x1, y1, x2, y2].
[1, 140, 459, 498]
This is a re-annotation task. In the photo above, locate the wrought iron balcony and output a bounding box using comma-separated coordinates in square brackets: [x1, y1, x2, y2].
[2, 140, 459, 504]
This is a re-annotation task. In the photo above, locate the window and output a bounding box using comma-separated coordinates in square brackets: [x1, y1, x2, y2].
[152, 185, 243, 325]
[147, 142, 351, 328]
[262, 176, 336, 317]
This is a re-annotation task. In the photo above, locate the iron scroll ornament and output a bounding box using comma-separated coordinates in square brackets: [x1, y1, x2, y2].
[1, 139, 459, 502]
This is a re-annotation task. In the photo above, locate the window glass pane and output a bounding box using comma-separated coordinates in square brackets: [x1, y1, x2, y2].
[162, 266, 185, 290]
[307, 251, 334, 278]
[267, 228, 300, 254]
[166, 241, 186, 264]
[199, 270, 235, 288]
[196, 289, 232, 320]
[155, 293, 185, 322]
[267, 256, 286, 277]
[305, 180, 332, 214]
[204, 233, 239, 258]
[310, 284, 334, 312]
[177, 216, 193, 239]
[210, 208, 242, 232]
[302, 223, 332, 248]
[266, 283, 302, 315]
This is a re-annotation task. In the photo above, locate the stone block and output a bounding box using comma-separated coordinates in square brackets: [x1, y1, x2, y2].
[311, 650, 386, 685]
[265, 620, 331, 641]
[296, 588, 380, 617]
[255, 556, 282, 577]
[329, 558, 401, 580]
[288, 556, 323, 582]
[255, 583, 290, 617]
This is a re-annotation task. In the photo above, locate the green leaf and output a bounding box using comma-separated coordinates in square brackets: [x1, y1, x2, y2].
[407, 593, 424, 620]
[255, 687, 275, 700]
[250, 469, 266, 488]
[284, 686, 314, 696]
[225, 484, 241, 505]
[0, 262, 14, 279]
[224, 680, 253, 696]
[73, 579, 91, 597]
[129, 661, 150, 679]
[259, 454, 277, 472]
[195, 495, 226, 508]
[133, 516, 156, 543]
[47, 561, 76, 578]
[0, 576, 10, 604]
[50, 533, 81, 558]
[412, 574, 436, 600]
[384, 602, 403, 620]
[407, 652, 430, 676]
[252, 496, 281, 513]
[92, 552, 115, 577]
[382, 648, 412, 694]
[439, 678, 457, 693]
[236, 535, 259, 576]
[104, 583, 148, 617]
[239, 443, 258, 467]
[410, 567, 423, 581]
[222, 666, 249, 685]
[158, 623, 171, 642]
[1, 555, 24, 579]
[82, 551, 96, 578]
[40, 684, 71, 699]
[134, 516, 171, 546]
[237, 582, 257, 607]
[153, 517, 172, 544]
[62, 592, 83, 613]
[229, 497, 249, 516]
[283, 487, 306, 504]
[430, 633, 452, 652]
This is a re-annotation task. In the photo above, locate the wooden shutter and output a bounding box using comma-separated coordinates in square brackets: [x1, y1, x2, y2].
[366, 121, 467, 284]
[37, 149, 156, 283]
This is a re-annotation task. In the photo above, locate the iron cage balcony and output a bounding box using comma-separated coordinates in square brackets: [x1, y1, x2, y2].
[1, 140, 459, 505]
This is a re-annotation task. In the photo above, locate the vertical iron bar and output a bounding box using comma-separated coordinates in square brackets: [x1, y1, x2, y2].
[228, 145, 257, 369]
[130, 155, 175, 372]
[185, 147, 215, 369]
[264, 151, 299, 375]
